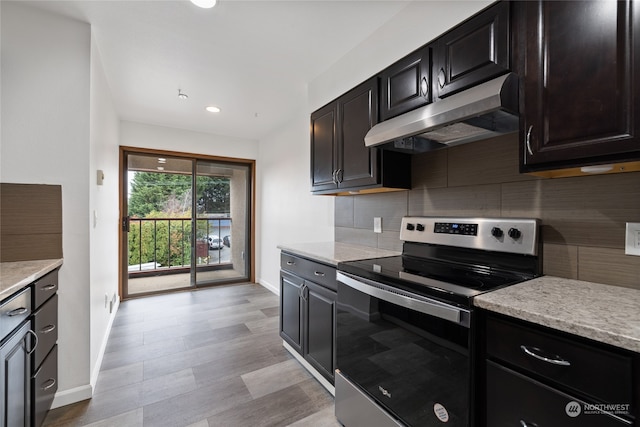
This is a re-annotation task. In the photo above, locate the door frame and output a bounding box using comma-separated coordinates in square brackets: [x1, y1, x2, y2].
[118, 146, 256, 299]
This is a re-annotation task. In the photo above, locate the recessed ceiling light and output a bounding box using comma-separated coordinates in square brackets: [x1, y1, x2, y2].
[206, 106, 221, 113]
[191, 0, 217, 9]
[178, 89, 188, 100]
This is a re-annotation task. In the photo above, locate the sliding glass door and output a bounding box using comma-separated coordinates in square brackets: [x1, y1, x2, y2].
[121, 149, 252, 298]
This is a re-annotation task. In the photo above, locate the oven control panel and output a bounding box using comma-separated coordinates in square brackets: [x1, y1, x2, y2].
[401, 217, 539, 255]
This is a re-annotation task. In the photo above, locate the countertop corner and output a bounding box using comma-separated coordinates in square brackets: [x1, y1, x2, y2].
[277, 241, 400, 266]
[474, 276, 640, 353]
[0, 258, 63, 301]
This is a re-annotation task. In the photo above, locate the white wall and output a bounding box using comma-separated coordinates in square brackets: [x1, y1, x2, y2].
[257, 1, 493, 291]
[89, 37, 121, 390]
[1, 1, 92, 402]
[256, 110, 335, 293]
[120, 121, 259, 161]
[308, 0, 494, 110]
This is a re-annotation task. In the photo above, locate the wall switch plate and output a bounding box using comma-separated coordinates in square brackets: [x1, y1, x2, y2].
[625, 222, 640, 256]
[374, 217, 382, 234]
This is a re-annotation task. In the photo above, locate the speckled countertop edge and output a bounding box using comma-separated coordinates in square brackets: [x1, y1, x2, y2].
[277, 242, 400, 266]
[0, 259, 63, 302]
[474, 276, 640, 353]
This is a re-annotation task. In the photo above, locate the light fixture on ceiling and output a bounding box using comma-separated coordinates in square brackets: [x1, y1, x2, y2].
[206, 106, 221, 113]
[178, 89, 188, 100]
[190, 0, 217, 9]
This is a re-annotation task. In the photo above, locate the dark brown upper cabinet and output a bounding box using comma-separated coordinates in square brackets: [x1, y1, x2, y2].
[433, 1, 511, 100]
[310, 77, 411, 195]
[379, 46, 432, 121]
[518, 0, 640, 176]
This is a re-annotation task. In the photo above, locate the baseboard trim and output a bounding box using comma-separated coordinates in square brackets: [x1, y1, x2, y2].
[50, 384, 93, 409]
[283, 340, 335, 396]
[91, 296, 120, 387]
[259, 278, 279, 295]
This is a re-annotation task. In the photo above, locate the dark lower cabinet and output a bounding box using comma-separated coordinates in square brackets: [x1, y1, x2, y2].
[484, 313, 636, 427]
[32, 346, 57, 427]
[517, 0, 640, 173]
[279, 271, 304, 354]
[487, 361, 629, 427]
[279, 252, 337, 385]
[303, 281, 336, 382]
[1, 321, 32, 427]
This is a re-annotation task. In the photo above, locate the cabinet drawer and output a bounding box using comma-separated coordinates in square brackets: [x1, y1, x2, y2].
[33, 344, 57, 427]
[487, 361, 631, 427]
[33, 269, 58, 309]
[486, 315, 633, 407]
[1, 287, 31, 340]
[281, 253, 337, 291]
[32, 294, 58, 369]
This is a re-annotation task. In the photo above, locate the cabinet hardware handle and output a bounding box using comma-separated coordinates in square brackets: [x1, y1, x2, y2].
[41, 378, 56, 391]
[7, 307, 28, 317]
[526, 125, 534, 156]
[314, 271, 325, 277]
[336, 169, 343, 184]
[521, 345, 571, 366]
[26, 330, 39, 355]
[286, 261, 295, 266]
[420, 76, 429, 97]
[332, 170, 338, 185]
[438, 68, 446, 89]
[41, 284, 56, 291]
[40, 324, 56, 334]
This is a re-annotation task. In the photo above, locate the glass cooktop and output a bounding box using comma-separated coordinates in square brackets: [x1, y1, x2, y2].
[337, 255, 533, 308]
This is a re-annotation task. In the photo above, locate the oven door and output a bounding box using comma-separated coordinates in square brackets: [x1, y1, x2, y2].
[336, 271, 472, 427]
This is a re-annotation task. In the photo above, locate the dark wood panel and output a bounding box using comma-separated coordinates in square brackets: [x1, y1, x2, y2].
[519, 0, 640, 169]
[1, 183, 62, 262]
[310, 104, 337, 192]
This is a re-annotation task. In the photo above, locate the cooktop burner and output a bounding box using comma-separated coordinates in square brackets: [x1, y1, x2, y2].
[337, 217, 541, 308]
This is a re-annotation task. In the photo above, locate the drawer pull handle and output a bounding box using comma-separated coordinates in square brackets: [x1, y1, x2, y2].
[40, 324, 56, 334]
[41, 284, 56, 291]
[26, 330, 39, 355]
[314, 271, 325, 277]
[41, 378, 56, 391]
[7, 307, 28, 317]
[521, 345, 571, 366]
[286, 261, 295, 266]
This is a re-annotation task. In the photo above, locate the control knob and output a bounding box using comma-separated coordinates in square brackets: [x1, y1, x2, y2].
[406, 223, 415, 231]
[491, 227, 504, 238]
[508, 228, 522, 239]
[416, 224, 425, 232]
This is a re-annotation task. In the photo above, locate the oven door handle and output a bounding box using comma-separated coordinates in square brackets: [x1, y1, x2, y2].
[337, 272, 469, 327]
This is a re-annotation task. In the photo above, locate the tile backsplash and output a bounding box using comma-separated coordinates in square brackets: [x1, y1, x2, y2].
[335, 134, 640, 289]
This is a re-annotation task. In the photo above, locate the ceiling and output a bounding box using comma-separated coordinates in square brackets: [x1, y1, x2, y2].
[25, 0, 411, 141]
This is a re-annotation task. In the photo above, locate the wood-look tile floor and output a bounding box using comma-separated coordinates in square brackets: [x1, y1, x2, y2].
[43, 284, 342, 427]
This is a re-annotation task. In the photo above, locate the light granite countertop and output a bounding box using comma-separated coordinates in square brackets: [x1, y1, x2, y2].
[0, 259, 63, 302]
[474, 276, 640, 353]
[278, 242, 400, 266]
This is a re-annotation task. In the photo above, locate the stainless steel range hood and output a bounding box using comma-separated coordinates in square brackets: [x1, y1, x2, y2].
[365, 73, 519, 153]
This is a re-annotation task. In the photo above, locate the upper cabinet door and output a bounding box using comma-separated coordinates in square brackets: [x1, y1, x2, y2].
[434, 1, 510, 99]
[310, 102, 338, 193]
[520, 0, 640, 170]
[337, 77, 379, 189]
[379, 46, 432, 121]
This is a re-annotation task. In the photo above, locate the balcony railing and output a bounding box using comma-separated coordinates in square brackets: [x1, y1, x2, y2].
[128, 217, 231, 275]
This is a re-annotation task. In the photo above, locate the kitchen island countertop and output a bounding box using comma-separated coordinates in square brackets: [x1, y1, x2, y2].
[474, 276, 640, 353]
[278, 241, 400, 266]
[0, 259, 63, 302]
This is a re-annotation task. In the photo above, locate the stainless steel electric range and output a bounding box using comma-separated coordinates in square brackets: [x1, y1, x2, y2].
[335, 216, 541, 427]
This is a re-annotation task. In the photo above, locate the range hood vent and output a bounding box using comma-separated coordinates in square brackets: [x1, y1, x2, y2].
[365, 73, 519, 153]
